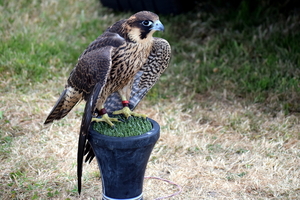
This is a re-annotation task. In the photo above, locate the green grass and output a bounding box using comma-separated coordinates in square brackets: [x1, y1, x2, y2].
[0, 1, 123, 91]
[147, 1, 300, 113]
[1, 1, 299, 113]
[93, 115, 152, 137]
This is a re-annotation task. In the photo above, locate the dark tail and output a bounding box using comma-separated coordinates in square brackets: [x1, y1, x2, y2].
[77, 82, 101, 194]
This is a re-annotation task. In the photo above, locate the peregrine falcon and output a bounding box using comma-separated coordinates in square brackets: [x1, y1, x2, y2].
[44, 11, 171, 194]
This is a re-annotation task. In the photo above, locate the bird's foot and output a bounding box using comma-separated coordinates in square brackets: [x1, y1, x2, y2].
[112, 106, 147, 119]
[91, 113, 119, 127]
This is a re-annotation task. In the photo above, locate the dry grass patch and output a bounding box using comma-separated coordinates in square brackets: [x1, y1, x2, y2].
[1, 81, 299, 199]
[141, 99, 300, 199]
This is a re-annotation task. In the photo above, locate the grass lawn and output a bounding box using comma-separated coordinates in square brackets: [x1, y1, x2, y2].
[1, 0, 300, 199]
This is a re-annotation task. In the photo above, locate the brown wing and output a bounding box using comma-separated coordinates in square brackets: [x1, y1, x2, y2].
[44, 29, 126, 194]
[103, 37, 171, 113]
[68, 32, 125, 98]
[75, 35, 126, 194]
[75, 46, 116, 195]
[44, 32, 125, 124]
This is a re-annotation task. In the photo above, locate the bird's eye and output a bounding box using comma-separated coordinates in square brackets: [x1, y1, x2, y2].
[142, 20, 153, 26]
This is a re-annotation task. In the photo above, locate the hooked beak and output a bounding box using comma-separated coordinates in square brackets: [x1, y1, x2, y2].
[150, 20, 165, 32]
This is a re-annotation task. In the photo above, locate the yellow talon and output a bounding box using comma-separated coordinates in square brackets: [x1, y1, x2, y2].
[91, 113, 119, 127]
[113, 106, 147, 119]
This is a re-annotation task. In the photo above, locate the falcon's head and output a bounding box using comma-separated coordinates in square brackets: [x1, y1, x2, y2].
[126, 11, 164, 43]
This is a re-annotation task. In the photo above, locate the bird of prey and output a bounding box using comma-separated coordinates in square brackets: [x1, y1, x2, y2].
[44, 11, 171, 194]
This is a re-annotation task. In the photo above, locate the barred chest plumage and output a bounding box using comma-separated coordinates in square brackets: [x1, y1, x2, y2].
[106, 42, 152, 93]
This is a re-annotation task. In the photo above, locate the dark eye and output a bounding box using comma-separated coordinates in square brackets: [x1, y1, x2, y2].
[142, 20, 153, 26]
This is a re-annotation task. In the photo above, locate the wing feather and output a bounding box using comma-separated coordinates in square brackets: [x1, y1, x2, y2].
[44, 32, 125, 124]
[76, 42, 120, 194]
[74, 32, 125, 194]
[77, 82, 102, 194]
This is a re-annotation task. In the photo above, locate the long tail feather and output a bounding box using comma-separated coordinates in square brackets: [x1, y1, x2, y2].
[77, 82, 101, 194]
